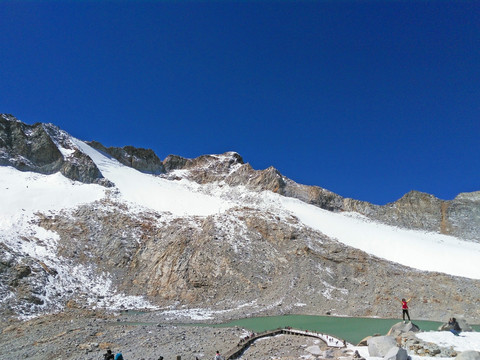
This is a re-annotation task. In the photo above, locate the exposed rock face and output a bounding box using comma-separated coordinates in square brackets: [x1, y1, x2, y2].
[88, 141, 165, 174]
[4, 113, 478, 240]
[1, 198, 476, 322]
[344, 191, 480, 241]
[0, 114, 64, 173]
[162, 152, 340, 208]
[0, 114, 112, 186]
[162, 153, 480, 241]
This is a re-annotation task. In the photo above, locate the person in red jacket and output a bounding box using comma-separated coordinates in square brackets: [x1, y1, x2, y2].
[396, 297, 411, 323]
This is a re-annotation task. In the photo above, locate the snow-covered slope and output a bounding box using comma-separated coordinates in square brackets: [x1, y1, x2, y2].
[3, 138, 480, 281]
[2, 129, 480, 323]
[75, 139, 480, 280]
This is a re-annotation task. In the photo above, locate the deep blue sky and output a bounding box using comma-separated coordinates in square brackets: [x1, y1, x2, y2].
[1, 1, 479, 205]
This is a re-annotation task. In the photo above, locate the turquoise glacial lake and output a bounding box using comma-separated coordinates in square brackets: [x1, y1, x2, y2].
[211, 315, 479, 345]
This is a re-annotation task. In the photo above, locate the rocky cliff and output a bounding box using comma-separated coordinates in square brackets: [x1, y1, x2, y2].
[4, 198, 479, 323]
[0, 114, 112, 187]
[160, 152, 480, 241]
[87, 140, 165, 175]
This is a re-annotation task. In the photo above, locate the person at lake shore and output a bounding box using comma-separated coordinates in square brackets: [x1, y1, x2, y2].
[449, 318, 462, 336]
[396, 297, 411, 323]
[214, 350, 225, 360]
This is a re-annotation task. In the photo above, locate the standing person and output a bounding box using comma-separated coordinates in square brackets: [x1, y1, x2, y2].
[396, 297, 411, 323]
[214, 350, 225, 360]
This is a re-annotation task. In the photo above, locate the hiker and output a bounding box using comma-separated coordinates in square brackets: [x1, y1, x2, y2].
[114, 352, 124, 360]
[449, 318, 462, 336]
[214, 350, 225, 360]
[396, 297, 411, 322]
[103, 349, 114, 360]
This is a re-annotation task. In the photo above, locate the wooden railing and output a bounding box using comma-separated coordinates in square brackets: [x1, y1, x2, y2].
[223, 327, 347, 359]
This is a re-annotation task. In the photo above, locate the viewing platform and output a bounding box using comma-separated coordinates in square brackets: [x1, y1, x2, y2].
[224, 327, 347, 359]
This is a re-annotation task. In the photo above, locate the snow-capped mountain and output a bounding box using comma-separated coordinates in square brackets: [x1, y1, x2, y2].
[1, 114, 479, 323]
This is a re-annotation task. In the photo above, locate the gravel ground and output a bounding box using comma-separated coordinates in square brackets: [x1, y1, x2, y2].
[0, 310, 357, 360]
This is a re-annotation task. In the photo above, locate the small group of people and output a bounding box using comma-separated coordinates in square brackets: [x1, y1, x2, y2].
[103, 349, 124, 360]
[396, 296, 463, 336]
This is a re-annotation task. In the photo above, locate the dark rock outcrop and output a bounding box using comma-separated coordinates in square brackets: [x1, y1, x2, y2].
[0, 114, 64, 173]
[88, 141, 165, 175]
[0, 114, 112, 187]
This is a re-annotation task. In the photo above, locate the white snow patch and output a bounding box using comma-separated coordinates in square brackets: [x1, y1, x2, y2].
[295, 303, 307, 307]
[73, 139, 235, 216]
[320, 280, 349, 300]
[278, 196, 480, 280]
[416, 331, 480, 352]
[0, 166, 105, 215]
[352, 331, 480, 360]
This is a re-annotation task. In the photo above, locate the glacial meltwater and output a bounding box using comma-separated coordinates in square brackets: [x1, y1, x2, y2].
[212, 315, 479, 345]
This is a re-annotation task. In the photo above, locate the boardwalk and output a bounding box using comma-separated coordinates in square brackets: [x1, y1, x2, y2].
[224, 328, 346, 359]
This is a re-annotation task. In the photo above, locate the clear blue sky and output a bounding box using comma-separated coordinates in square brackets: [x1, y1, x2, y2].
[1, 1, 479, 205]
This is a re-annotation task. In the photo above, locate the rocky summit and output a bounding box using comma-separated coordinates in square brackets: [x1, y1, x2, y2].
[0, 114, 479, 359]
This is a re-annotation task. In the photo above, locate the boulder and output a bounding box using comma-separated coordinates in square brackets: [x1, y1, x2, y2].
[357, 335, 372, 346]
[324, 349, 335, 358]
[368, 336, 397, 357]
[384, 346, 408, 360]
[387, 322, 420, 336]
[455, 351, 480, 360]
[305, 345, 322, 356]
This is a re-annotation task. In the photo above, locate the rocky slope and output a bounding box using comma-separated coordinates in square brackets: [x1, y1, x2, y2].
[1, 114, 479, 328]
[0, 114, 112, 187]
[159, 151, 480, 242]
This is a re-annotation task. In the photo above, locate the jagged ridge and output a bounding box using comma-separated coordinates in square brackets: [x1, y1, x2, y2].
[0, 114, 113, 187]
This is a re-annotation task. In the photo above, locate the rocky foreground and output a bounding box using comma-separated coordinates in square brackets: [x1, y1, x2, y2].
[1, 310, 479, 360]
[0, 309, 346, 360]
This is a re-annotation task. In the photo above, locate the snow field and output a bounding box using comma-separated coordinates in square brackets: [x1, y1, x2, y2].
[353, 331, 480, 360]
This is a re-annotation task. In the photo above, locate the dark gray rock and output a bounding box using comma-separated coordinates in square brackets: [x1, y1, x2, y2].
[384, 346, 408, 360]
[87, 141, 165, 175]
[0, 114, 64, 173]
[0, 114, 112, 187]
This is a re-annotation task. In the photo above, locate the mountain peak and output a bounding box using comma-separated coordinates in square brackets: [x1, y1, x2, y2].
[0, 115, 113, 187]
